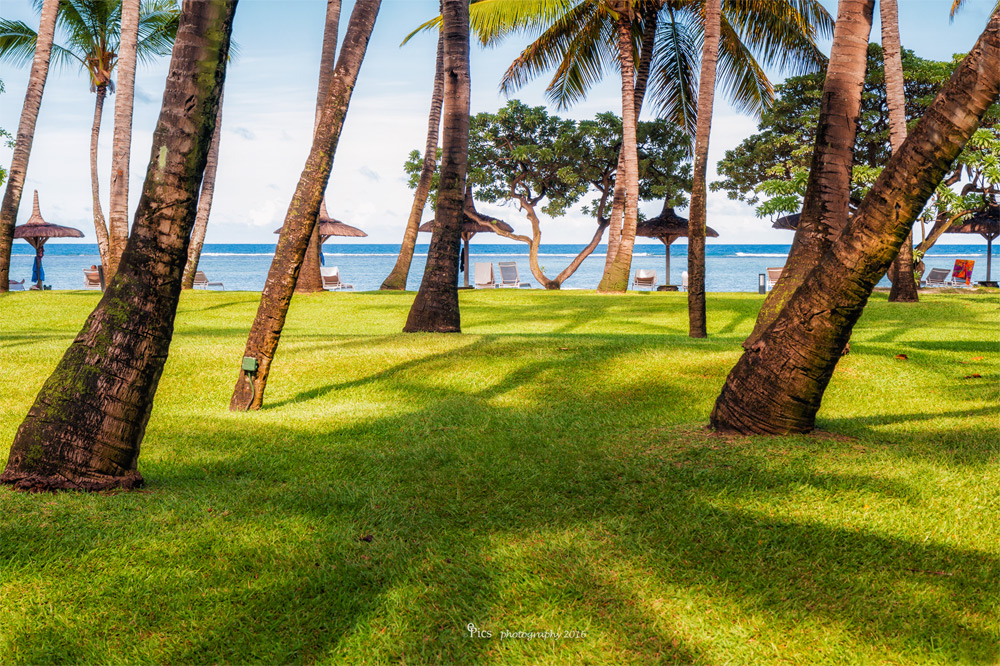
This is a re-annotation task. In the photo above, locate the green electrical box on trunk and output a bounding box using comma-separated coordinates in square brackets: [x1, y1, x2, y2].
[241, 357, 258, 372]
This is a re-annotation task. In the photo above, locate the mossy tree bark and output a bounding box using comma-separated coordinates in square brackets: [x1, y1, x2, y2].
[0, 0, 237, 492]
[0, 0, 59, 294]
[710, 11, 1000, 435]
[686, 0, 721, 338]
[403, 0, 470, 332]
[229, 0, 381, 411]
[182, 94, 224, 289]
[381, 23, 444, 291]
[882, 0, 918, 303]
[107, 0, 141, 280]
[745, 0, 874, 348]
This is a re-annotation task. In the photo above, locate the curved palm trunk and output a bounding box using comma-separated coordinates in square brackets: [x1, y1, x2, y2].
[0, 0, 59, 293]
[91, 84, 111, 269]
[710, 11, 1000, 435]
[745, 0, 875, 347]
[229, 0, 381, 411]
[686, 0, 722, 338]
[297, 0, 343, 295]
[882, 0, 918, 302]
[404, 0, 470, 332]
[0, 0, 237, 492]
[107, 0, 141, 280]
[381, 27, 445, 291]
[182, 95, 224, 289]
[597, 5, 640, 293]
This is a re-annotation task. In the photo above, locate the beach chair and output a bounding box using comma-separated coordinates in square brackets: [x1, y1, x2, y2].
[321, 266, 353, 291]
[766, 267, 783, 291]
[951, 259, 975, 287]
[474, 262, 496, 288]
[922, 267, 952, 287]
[193, 271, 224, 290]
[681, 271, 689, 291]
[8, 279, 25, 291]
[498, 261, 529, 288]
[82, 268, 102, 289]
[632, 269, 656, 289]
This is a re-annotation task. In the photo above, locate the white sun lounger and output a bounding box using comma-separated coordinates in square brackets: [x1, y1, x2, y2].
[321, 266, 353, 291]
[474, 262, 496, 288]
[498, 261, 529, 288]
[633, 269, 656, 289]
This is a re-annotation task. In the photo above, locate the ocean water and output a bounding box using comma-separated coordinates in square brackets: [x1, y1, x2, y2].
[8, 242, 994, 292]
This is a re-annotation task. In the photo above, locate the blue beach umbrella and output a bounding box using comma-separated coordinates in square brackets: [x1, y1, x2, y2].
[13, 191, 84, 289]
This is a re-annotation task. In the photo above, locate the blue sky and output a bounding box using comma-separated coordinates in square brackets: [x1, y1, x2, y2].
[0, 0, 995, 246]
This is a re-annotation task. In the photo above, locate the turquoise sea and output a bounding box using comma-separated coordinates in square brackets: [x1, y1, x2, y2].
[9, 242, 994, 292]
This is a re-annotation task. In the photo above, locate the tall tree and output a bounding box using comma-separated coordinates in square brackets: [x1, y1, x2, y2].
[297, 0, 342, 294]
[381, 20, 445, 291]
[181, 92, 223, 289]
[746, 0, 875, 348]
[403, 0, 471, 332]
[0, 0, 58, 294]
[710, 10, 1000, 435]
[0, 0, 179, 270]
[685, 0, 720, 337]
[107, 0, 141, 278]
[882, 0, 918, 302]
[0, 0, 236, 492]
[229, 0, 381, 411]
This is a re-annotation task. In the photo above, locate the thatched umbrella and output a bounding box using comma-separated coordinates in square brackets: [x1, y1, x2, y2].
[273, 201, 367, 283]
[946, 203, 999, 283]
[636, 206, 719, 288]
[13, 191, 84, 289]
[419, 190, 514, 287]
[772, 212, 800, 231]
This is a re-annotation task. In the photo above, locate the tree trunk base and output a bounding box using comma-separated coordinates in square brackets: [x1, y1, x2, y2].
[0, 468, 143, 493]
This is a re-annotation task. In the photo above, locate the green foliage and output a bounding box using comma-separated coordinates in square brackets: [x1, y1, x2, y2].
[1, 290, 997, 664]
[0, 78, 13, 187]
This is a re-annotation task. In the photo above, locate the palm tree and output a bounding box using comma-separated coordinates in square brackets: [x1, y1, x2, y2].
[685, 0, 720, 337]
[1, 0, 235, 492]
[229, 0, 382, 412]
[381, 15, 445, 291]
[710, 10, 1000, 435]
[0, 0, 59, 294]
[882, 0, 918, 302]
[404, 0, 471, 332]
[0, 0, 178, 269]
[745, 0, 875, 348]
[107, 0, 139, 278]
[181, 93, 223, 289]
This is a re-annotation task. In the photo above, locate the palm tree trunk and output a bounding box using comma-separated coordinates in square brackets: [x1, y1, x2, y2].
[745, 0, 875, 348]
[686, 0, 721, 338]
[710, 11, 1000, 435]
[381, 25, 445, 291]
[296, 0, 343, 295]
[0, 0, 59, 293]
[882, 0, 918, 303]
[403, 0, 470, 332]
[91, 84, 111, 269]
[597, 4, 640, 293]
[182, 94, 224, 289]
[229, 0, 381, 411]
[0, 0, 236, 492]
[107, 0, 140, 280]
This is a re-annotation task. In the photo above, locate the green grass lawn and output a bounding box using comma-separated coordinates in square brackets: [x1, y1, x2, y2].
[1, 289, 997, 665]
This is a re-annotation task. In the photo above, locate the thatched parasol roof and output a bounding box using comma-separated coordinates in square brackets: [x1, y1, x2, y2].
[637, 207, 719, 240]
[13, 191, 84, 241]
[772, 212, 800, 231]
[419, 193, 514, 236]
[273, 201, 367, 239]
[948, 203, 999, 239]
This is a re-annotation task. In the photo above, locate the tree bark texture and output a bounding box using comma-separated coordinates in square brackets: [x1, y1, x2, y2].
[745, 0, 875, 347]
[710, 12, 1000, 435]
[182, 94, 224, 289]
[107, 0, 141, 279]
[229, 0, 381, 411]
[381, 26, 445, 291]
[91, 84, 112, 269]
[403, 0, 470, 332]
[296, 0, 342, 295]
[686, 0, 721, 338]
[1, 0, 237, 492]
[0, 0, 59, 293]
[597, 5, 641, 293]
[882, 0, 918, 302]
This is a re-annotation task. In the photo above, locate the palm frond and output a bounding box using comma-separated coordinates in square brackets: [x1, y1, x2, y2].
[716, 12, 773, 117]
[136, 0, 179, 65]
[0, 18, 80, 70]
[950, 0, 1000, 21]
[719, 0, 830, 77]
[648, 9, 699, 139]
[470, 0, 581, 47]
